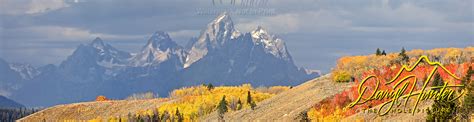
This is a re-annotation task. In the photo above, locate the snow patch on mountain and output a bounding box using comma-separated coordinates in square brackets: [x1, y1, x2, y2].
[129, 31, 186, 68]
[251, 26, 291, 61]
[89, 37, 131, 67]
[185, 12, 240, 68]
[6, 12, 320, 107]
[9, 63, 40, 80]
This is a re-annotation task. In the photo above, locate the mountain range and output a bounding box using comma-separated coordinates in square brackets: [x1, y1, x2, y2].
[0, 95, 24, 108]
[0, 12, 319, 107]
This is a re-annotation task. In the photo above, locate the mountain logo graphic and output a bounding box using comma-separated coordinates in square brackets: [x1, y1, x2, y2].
[349, 55, 464, 116]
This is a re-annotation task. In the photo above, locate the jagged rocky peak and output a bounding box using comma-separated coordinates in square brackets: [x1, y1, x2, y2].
[251, 26, 270, 39]
[200, 12, 240, 47]
[5, 12, 320, 107]
[185, 12, 241, 68]
[87, 37, 117, 53]
[214, 12, 231, 23]
[211, 12, 233, 30]
[250, 26, 291, 61]
[143, 31, 178, 51]
[61, 37, 131, 69]
[210, 12, 241, 41]
[130, 31, 185, 67]
[90, 37, 105, 49]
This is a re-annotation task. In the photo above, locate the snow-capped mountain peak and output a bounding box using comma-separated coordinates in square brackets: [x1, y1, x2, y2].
[88, 37, 118, 58]
[214, 12, 231, 23]
[205, 12, 239, 46]
[5, 13, 319, 107]
[130, 31, 185, 67]
[185, 12, 241, 68]
[251, 26, 291, 61]
[143, 31, 177, 51]
[60, 37, 131, 74]
[251, 26, 270, 39]
[90, 37, 105, 49]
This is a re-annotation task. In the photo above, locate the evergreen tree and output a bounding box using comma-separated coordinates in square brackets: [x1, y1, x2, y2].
[381, 50, 387, 56]
[400, 47, 406, 54]
[175, 108, 183, 122]
[236, 98, 243, 110]
[430, 73, 444, 93]
[461, 66, 473, 86]
[217, 95, 228, 120]
[427, 71, 465, 121]
[247, 91, 257, 110]
[431, 73, 444, 90]
[207, 83, 214, 91]
[299, 111, 310, 122]
[376, 48, 382, 56]
[426, 99, 457, 121]
[398, 47, 409, 63]
[460, 66, 474, 119]
[247, 91, 252, 105]
[250, 101, 257, 110]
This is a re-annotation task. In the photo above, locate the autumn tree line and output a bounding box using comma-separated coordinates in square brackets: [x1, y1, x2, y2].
[99, 108, 183, 122]
[217, 91, 257, 120]
[89, 90, 259, 122]
[333, 47, 473, 83]
[307, 47, 473, 121]
[85, 84, 284, 121]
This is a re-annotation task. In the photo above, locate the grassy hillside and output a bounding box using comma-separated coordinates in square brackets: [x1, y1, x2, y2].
[201, 74, 353, 121]
[18, 99, 173, 121]
[20, 47, 473, 121]
[20, 84, 289, 121]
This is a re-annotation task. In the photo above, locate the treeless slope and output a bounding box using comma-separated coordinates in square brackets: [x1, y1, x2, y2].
[203, 74, 354, 121]
[18, 98, 173, 121]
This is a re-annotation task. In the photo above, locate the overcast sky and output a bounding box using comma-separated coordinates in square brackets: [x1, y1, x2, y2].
[0, 0, 472, 73]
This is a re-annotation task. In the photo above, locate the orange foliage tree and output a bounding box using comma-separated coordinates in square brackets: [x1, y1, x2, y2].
[310, 47, 474, 120]
[96, 95, 109, 102]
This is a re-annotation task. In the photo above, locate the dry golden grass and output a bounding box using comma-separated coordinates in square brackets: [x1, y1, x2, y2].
[202, 74, 354, 121]
[19, 85, 288, 121]
[18, 98, 172, 121]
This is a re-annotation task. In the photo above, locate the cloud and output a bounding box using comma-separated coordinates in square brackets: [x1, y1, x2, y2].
[2, 47, 74, 65]
[26, 0, 70, 14]
[238, 0, 469, 34]
[168, 29, 200, 45]
[348, 26, 438, 33]
[1, 25, 144, 42]
[0, 0, 70, 15]
[0, 25, 147, 65]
